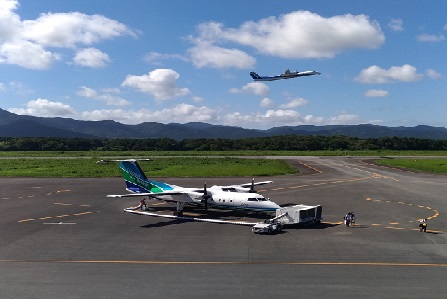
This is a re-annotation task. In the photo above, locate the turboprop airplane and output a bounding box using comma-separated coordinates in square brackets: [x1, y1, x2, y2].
[100, 159, 280, 216]
[250, 69, 321, 82]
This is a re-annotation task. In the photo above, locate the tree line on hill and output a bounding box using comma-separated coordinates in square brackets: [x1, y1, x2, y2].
[1, 135, 447, 151]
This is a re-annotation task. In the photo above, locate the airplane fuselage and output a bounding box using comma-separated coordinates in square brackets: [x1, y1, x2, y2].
[251, 70, 321, 82]
[151, 190, 280, 213]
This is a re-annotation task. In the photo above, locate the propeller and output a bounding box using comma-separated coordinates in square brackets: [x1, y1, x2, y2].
[248, 178, 257, 193]
[201, 182, 212, 210]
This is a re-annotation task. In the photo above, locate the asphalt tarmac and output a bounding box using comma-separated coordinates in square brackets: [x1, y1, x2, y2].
[1, 157, 447, 298]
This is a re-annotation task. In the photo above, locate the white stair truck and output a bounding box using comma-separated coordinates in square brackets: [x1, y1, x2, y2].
[276, 204, 322, 226]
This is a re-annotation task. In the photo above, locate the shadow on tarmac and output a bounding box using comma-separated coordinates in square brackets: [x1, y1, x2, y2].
[287, 222, 340, 230]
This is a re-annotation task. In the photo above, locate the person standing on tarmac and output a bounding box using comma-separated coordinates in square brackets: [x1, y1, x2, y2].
[350, 212, 355, 226]
[138, 198, 147, 210]
[344, 212, 351, 227]
[419, 218, 427, 232]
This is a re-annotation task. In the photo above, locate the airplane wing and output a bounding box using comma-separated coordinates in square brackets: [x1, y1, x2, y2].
[238, 180, 273, 188]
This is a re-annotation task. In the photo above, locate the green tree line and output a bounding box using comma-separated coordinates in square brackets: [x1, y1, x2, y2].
[1, 135, 447, 151]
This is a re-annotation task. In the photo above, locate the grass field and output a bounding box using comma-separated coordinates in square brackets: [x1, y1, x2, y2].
[375, 158, 447, 174]
[0, 151, 446, 177]
[0, 157, 297, 177]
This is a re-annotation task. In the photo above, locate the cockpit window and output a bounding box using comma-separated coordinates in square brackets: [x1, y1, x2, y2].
[258, 198, 267, 201]
[222, 187, 237, 192]
[248, 198, 258, 201]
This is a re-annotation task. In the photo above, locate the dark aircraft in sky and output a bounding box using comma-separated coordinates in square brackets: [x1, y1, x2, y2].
[250, 69, 321, 82]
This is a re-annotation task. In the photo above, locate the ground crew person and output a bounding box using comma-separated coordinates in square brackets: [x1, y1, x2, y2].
[344, 213, 351, 227]
[138, 198, 147, 210]
[419, 218, 427, 232]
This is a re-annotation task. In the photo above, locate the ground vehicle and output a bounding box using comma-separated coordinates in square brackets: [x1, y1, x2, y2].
[275, 204, 322, 226]
[252, 218, 283, 234]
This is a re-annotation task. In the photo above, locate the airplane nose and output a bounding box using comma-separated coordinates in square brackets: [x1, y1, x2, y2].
[270, 202, 281, 210]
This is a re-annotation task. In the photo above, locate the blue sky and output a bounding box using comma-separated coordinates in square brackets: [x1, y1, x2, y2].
[1, 0, 446, 129]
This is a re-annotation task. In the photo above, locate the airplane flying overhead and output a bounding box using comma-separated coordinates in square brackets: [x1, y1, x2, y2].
[100, 159, 280, 216]
[250, 69, 321, 82]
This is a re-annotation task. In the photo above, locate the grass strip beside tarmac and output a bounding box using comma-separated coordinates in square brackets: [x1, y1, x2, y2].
[375, 158, 447, 174]
[0, 157, 297, 177]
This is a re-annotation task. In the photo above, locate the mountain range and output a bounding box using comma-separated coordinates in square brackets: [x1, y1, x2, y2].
[1, 108, 447, 140]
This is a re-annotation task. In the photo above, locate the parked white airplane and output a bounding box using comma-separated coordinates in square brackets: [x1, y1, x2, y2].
[101, 159, 280, 216]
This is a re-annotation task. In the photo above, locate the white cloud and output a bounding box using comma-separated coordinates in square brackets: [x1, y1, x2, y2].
[81, 103, 218, 124]
[77, 86, 129, 106]
[355, 64, 423, 83]
[187, 41, 255, 69]
[328, 113, 360, 125]
[0, 40, 59, 69]
[8, 98, 75, 117]
[260, 97, 274, 107]
[229, 82, 269, 96]
[388, 19, 403, 31]
[192, 96, 204, 103]
[122, 69, 190, 101]
[416, 34, 445, 42]
[365, 89, 389, 97]
[192, 11, 384, 60]
[0, 80, 33, 95]
[222, 109, 325, 128]
[426, 69, 441, 79]
[73, 48, 110, 68]
[279, 98, 308, 108]
[0, 1, 135, 69]
[79, 103, 363, 129]
[22, 12, 136, 47]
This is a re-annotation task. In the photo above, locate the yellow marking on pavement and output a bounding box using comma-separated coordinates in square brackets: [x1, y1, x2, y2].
[17, 219, 35, 223]
[371, 224, 382, 226]
[183, 212, 203, 217]
[289, 185, 309, 188]
[272, 188, 285, 191]
[56, 215, 70, 218]
[54, 203, 72, 206]
[2, 260, 447, 267]
[365, 197, 441, 232]
[322, 221, 343, 225]
[80, 204, 91, 207]
[73, 211, 93, 216]
[18, 211, 94, 222]
[313, 183, 327, 186]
